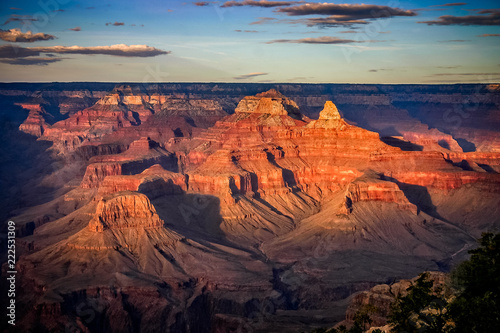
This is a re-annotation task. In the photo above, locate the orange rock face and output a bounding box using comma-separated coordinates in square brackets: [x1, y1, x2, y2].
[81, 137, 178, 188]
[98, 164, 187, 197]
[88, 191, 164, 232]
[9, 87, 500, 333]
[343, 175, 418, 214]
[18, 103, 51, 137]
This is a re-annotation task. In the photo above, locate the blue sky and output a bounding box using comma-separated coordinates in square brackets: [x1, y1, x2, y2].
[0, 0, 499, 83]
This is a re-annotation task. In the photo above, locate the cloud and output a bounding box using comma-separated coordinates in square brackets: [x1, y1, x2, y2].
[235, 29, 259, 32]
[430, 72, 500, 77]
[418, 10, 500, 25]
[339, 30, 357, 33]
[270, 4, 416, 28]
[0, 28, 56, 42]
[431, 3, 467, 7]
[438, 39, 471, 42]
[0, 44, 170, 59]
[298, 17, 370, 27]
[250, 17, 277, 25]
[276, 3, 417, 19]
[369, 68, 394, 72]
[478, 33, 500, 37]
[69, 27, 81, 31]
[3, 15, 38, 25]
[10, 7, 22, 10]
[106, 22, 125, 26]
[194, 1, 210, 6]
[233, 72, 268, 80]
[266, 36, 358, 44]
[0, 57, 64, 66]
[221, 1, 302, 8]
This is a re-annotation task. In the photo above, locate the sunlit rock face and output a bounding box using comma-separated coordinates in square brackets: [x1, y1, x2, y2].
[3, 84, 500, 332]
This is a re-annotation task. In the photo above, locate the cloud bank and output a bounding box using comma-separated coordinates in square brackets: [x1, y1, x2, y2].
[233, 72, 268, 79]
[419, 9, 500, 25]
[2, 15, 38, 25]
[221, 1, 302, 8]
[0, 29, 56, 42]
[266, 36, 358, 44]
[0, 57, 64, 66]
[478, 33, 500, 37]
[276, 3, 416, 18]
[0, 44, 170, 65]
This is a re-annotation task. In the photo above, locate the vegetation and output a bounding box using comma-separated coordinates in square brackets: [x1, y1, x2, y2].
[309, 232, 500, 333]
[448, 232, 500, 333]
[388, 272, 453, 332]
[388, 232, 500, 333]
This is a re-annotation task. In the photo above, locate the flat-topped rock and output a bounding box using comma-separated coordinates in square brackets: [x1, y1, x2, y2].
[234, 89, 302, 119]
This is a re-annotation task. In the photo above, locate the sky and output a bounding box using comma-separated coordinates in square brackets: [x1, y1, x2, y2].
[0, 0, 499, 83]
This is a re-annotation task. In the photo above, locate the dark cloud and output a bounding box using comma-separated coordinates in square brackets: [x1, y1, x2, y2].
[431, 3, 467, 7]
[69, 27, 81, 31]
[298, 17, 369, 28]
[0, 28, 56, 42]
[106, 22, 125, 26]
[418, 10, 500, 25]
[266, 36, 358, 44]
[233, 72, 268, 80]
[369, 69, 377, 72]
[250, 17, 277, 25]
[221, 1, 303, 8]
[3, 15, 38, 26]
[276, 3, 417, 19]
[0, 57, 64, 66]
[52, 9, 65, 12]
[271, 4, 416, 28]
[478, 33, 500, 37]
[340, 29, 390, 34]
[194, 1, 210, 6]
[0, 44, 170, 59]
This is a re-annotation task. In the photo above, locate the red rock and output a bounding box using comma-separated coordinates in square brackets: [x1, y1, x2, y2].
[88, 191, 163, 232]
[343, 272, 447, 328]
[98, 164, 187, 197]
[342, 175, 418, 214]
[18, 103, 51, 137]
[81, 137, 178, 188]
[390, 170, 500, 192]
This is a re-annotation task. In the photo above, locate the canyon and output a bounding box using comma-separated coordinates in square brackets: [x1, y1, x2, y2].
[0, 83, 499, 332]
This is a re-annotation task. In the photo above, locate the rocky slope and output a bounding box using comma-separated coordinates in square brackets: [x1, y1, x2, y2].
[1, 86, 499, 332]
[4, 82, 499, 152]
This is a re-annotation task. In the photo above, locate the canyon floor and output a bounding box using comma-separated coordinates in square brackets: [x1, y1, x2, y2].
[0, 83, 499, 332]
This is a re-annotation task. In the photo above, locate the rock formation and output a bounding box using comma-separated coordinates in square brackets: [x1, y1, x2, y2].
[3, 85, 500, 332]
[88, 191, 164, 232]
[18, 103, 52, 137]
